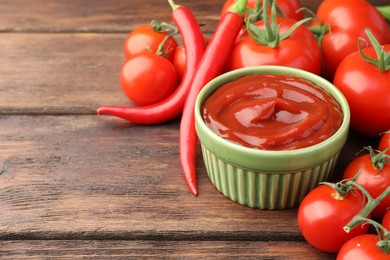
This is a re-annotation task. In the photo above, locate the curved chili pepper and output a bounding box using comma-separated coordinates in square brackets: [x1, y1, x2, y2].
[180, 0, 248, 195]
[96, 1, 206, 125]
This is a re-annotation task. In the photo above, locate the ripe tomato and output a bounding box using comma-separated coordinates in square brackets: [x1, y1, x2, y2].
[333, 45, 390, 137]
[124, 24, 178, 62]
[298, 184, 370, 253]
[313, 0, 390, 80]
[220, 0, 303, 21]
[379, 131, 390, 155]
[226, 17, 321, 75]
[342, 150, 390, 219]
[173, 38, 208, 81]
[173, 45, 186, 81]
[383, 210, 390, 230]
[337, 234, 389, 260]
[120, 52, 178, 106]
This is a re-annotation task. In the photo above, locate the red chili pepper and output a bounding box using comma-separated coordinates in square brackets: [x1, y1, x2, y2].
[180, 0, 248, 195]
[96, 1, 206, 125]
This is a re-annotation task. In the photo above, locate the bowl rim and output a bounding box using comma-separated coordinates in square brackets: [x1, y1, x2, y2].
[195, 66, 350, 172]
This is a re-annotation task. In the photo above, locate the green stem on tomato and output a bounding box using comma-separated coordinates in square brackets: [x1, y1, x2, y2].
[364, 146, 390, 174]
[346, 216, 390, 254]
[246, 0, 311, 48]
[149, 20, 179, 57]
[376, 5, 390, 21]
[303, 7, 330, 47]
[358, 28, 390, 72]
[344, 186, 390, 233]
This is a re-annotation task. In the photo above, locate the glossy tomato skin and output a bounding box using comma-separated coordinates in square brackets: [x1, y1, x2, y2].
[333, 45, 390, 137]
[124, 24, 178, 62]
[173, 46, 185, 81]
[221, 0, 303, 21]
[226, 18, 321, 75]
[379, 132, 390, 155]
[298, 184, 369, 253]
[120, 52, 178, 106]
[314, 0, 390, 80]
[343, 153, 390, 219]
[337, 234, 389, 260]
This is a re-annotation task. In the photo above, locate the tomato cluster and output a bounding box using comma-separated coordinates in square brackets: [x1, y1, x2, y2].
[116, 0, 390, 137]
[298, 132, 390, 258]
[102, 1, 390, 256]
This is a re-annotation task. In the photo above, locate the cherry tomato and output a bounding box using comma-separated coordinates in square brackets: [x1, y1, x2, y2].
[333, 45, 390, 137]
[124, 24, 178, 62]
[298, 184, 370, 253]
[337, 234, 389, 260]
[379, 131, 390, 155]
[120, 52, 178, 106]
[221, 0, 303, 21]
[383, 210, 390, 231]
[343, 150, 390, 219]
[226, 17, 321, 75]
[173, 38, 208, 81]
[313, 0, 390, 80]
[173, 45, 186, 81]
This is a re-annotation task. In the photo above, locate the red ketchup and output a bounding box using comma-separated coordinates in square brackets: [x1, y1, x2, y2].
[202, 74, 343, 150]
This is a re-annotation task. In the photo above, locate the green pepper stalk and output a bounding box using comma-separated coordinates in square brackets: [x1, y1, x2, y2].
[246, 0, 311, 48]
[358, 28, 390, 73]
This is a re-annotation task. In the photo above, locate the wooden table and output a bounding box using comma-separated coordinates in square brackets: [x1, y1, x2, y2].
[0, 0, 385, 258]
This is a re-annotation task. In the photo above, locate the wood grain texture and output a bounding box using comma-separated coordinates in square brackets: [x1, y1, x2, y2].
[0, 240, 335, 259]
[0, 0, 386, 258]
[0, 115, 302, 240]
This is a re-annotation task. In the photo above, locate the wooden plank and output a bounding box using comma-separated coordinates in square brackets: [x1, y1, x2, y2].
[0, 0, 384, 34]
[0, 33, 130, 112]
[0, 115, 378, 240]
[0, 115, 302, 240]
[0, 0, 224, 33]
[0, 240, 335, 259]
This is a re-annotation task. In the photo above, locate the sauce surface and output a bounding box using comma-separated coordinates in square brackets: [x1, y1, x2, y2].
[202, 74, 343, 150]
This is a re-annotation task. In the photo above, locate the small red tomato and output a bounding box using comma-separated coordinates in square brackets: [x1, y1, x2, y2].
[379, 131, 390, 155]
[343, 149, 390, 219]
[298, 184, 370, 253]
[173, 46, 186, 81]
[124, 24, 177, 62]
[337, 234, 389, 260]
[120, 52, 178, 106]
[383, 210, 390, 231]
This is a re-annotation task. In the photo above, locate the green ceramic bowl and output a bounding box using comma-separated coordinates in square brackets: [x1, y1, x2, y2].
[195, 66, 350, 209]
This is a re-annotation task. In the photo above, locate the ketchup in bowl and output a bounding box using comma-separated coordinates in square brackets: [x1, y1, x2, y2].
[201, 74, 343, 150]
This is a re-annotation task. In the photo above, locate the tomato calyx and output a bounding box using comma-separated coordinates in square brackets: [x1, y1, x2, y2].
[322, 178, 367, 200]
[149, 20, 179, 58]
[358, 28, 390, 72]
[245, 0, 310, 48]
[362, 146, 390, 174]
[304, 8, 330, 46]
